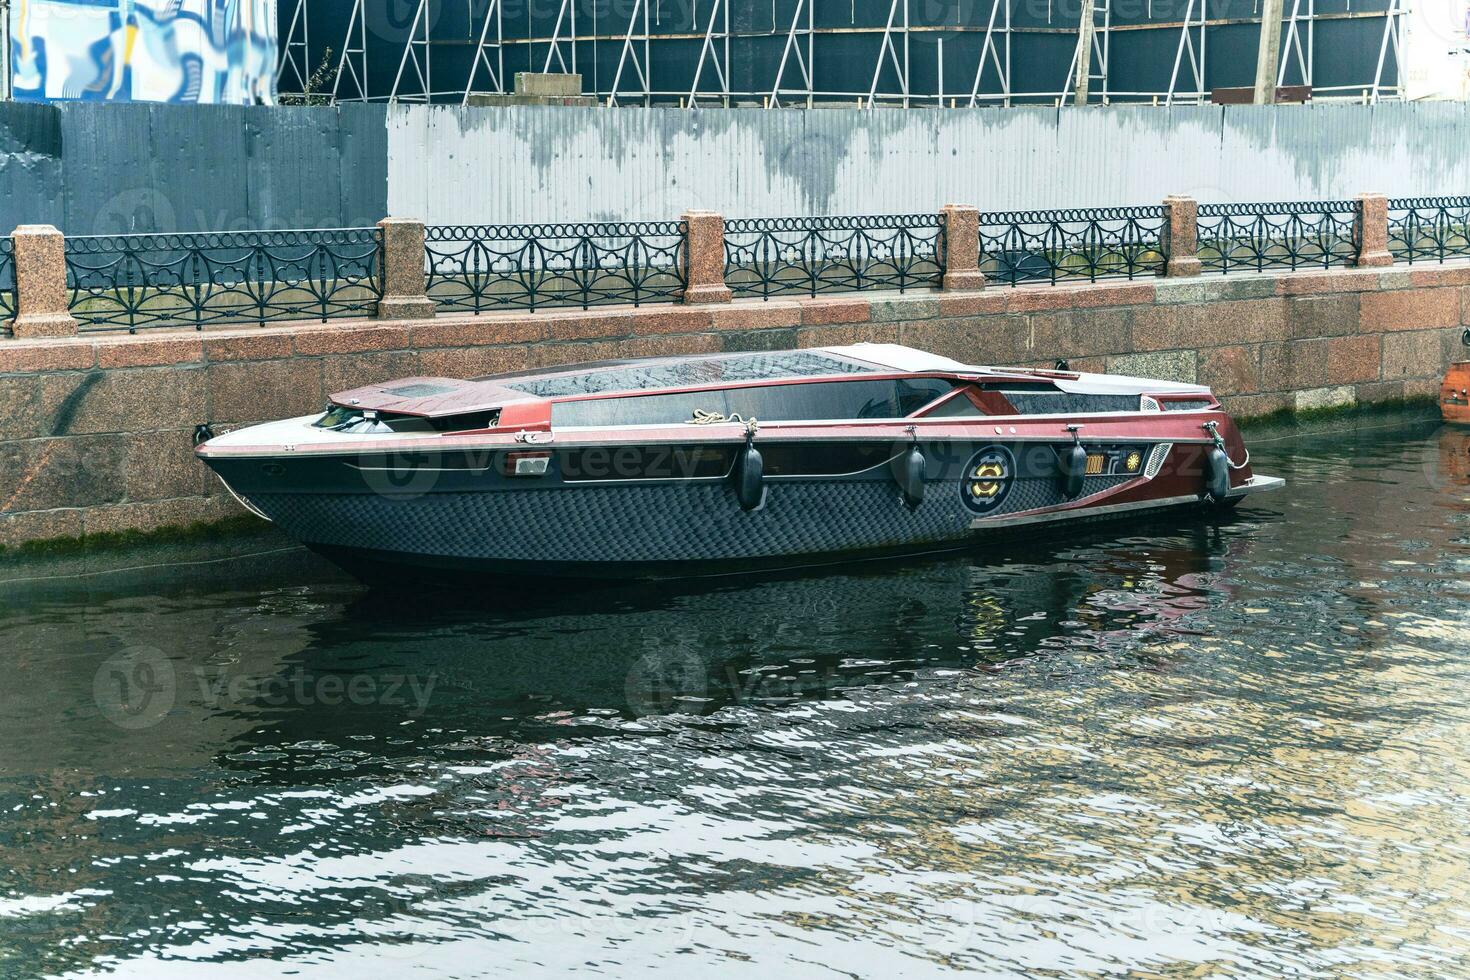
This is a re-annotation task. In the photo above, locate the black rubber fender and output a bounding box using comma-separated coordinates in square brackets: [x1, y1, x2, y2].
[898, 443, 926, 509]
[735, 441, 764, 511]
[1062, 442, 1087, 499]
[1205, 445, 1231, 501]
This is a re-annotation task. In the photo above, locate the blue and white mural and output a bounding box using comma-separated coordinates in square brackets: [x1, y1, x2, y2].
[9, 0, 277, 104]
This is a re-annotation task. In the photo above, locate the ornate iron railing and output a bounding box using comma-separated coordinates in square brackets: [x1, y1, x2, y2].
[64, 229, 383, 332]
[723, 214, 943, 299]
[1196, 202, 1358, 274]
[977, 207, 1166, 285]
[424, 222, 686, 313]
[0, 237, 14, 332]
[1386, 196, 1470, 264]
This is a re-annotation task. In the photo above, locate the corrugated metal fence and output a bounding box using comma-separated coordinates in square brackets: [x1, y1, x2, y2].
[2, 100, 1468, 234]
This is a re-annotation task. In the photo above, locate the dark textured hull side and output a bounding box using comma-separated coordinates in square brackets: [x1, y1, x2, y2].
[208, 437, 1226, 582]
[303, 493, 1219, 583]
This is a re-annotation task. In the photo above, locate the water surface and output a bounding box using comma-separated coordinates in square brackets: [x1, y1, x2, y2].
[2, 421, 1468, 977]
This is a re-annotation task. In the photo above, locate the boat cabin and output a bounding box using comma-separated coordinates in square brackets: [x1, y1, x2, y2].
[317, 344, 1219, 437]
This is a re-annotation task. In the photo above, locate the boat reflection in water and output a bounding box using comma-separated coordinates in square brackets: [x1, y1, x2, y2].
[195, 344, 1282, 583]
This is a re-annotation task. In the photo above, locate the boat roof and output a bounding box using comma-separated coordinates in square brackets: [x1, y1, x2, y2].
[327, 343, 1208, 419]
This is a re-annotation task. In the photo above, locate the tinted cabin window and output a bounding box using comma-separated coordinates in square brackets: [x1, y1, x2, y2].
[552, 378, 956, 427]
[995, 390, 1140, 415]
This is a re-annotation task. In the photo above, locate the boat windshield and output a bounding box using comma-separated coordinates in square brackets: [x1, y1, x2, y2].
[312, 406, 501, 434]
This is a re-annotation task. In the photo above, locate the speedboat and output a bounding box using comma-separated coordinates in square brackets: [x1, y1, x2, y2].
[195, 343, 1283, 581]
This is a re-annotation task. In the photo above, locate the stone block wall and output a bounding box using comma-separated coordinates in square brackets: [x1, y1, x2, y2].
[0, 263, 1464, 549]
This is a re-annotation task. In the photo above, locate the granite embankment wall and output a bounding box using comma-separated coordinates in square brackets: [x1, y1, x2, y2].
[0, 264, 1463, 549]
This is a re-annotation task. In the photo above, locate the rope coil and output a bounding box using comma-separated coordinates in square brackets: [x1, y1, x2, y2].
[687, 411, 759, 436]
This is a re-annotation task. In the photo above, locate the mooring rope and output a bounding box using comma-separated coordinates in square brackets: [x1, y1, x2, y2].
[1203, 421, 1250, 470]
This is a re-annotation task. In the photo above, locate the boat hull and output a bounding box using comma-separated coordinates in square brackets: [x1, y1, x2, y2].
[302, 489, 1263, 584]
[205, 437, 1282, 582]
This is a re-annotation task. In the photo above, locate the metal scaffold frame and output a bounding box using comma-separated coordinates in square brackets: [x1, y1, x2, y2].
[687, 0, 732, 107]
[867, 0, 911, 108]
[1064, 0, 1111, 105]
[967, 0, 1012, 108]
[1278, 0, 1314, 88]
[607, 0, 653, 106]
[463, 0, 505, 104]
[277, 0, 311, 99]
[542, 0, 578, 76]
[1371, 0, 1405, 100]
[295, 0, 1405, 108]
[769, 0, 815, 108]
[1165, 0, 1207, 105]
[329, 0, 369, 103]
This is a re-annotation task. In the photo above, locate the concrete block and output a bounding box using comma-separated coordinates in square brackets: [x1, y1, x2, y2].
[1360, 287, 1461, 332]
[204, 332, 296, 362]
[1260, 339, 1330, 391]
[1198, 345, 1262, 396]
[417, 345, 531, 379]
[321, 351, 420, 393]
[1287, 294, 1360, 338]
[901, 315, 1029, 365]
[293, 324, 411, 355]
[0, 434, 127, 510]
[796, 323, 900, 348]
[1381, 330, 1447, 378]
[514, 72, 583, 96]
[11, 225, 78, 338]
[125, 428, 208, 501]
[1031, 308, 1132, 360]
[1324, 333, 1381, 383]
[720, 328, 801, 352]
[207, 359, 322, 423]
[1107, 349, 1197, 383]
[0, 341, 97, 373]
[799, 297, 871, 325]
[97, 337, 205, 369]
[870, 297, 939, 322]
[1294, 385, 1357, 411]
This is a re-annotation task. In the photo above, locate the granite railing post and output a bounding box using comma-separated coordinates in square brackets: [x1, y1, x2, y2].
[10, 225, 78, 338]
[1161, 195, 1202, 277]
[681, 210, 732, 304]
[1353, 193, 1394, 268]
[939, 204, 985, 290]
[376, 218, 437, 319]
